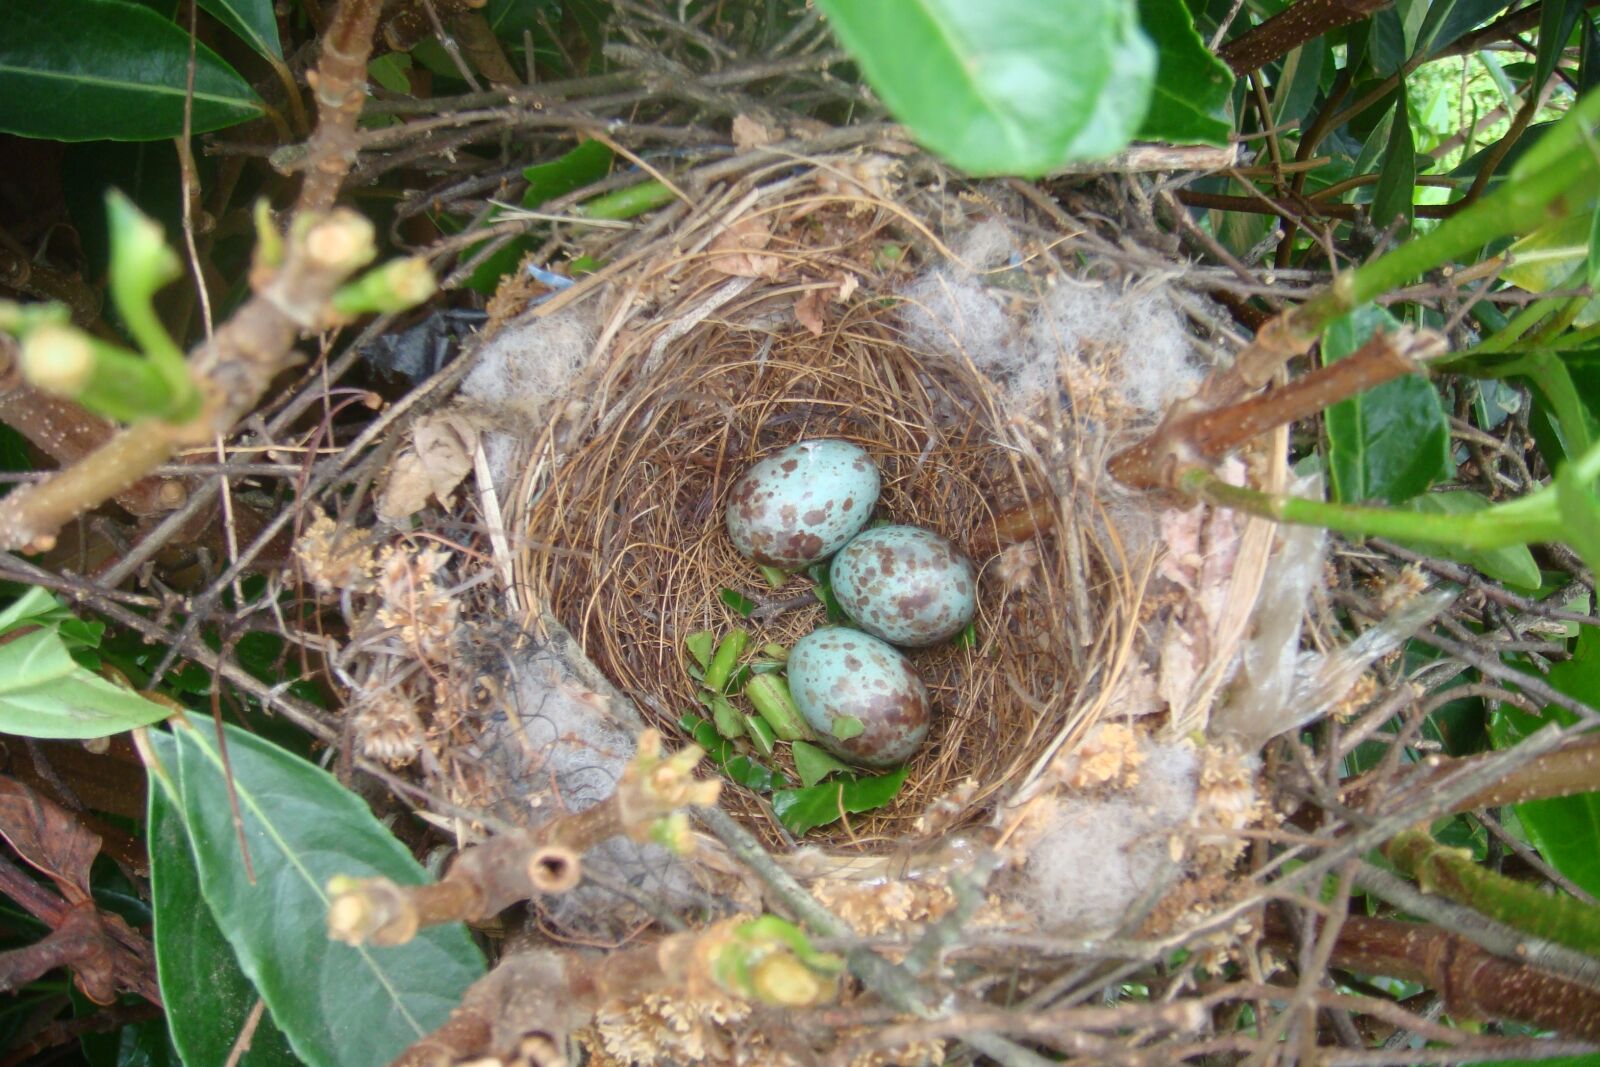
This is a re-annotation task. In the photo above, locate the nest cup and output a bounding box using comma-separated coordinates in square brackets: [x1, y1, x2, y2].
[513, 208, 1085, 849]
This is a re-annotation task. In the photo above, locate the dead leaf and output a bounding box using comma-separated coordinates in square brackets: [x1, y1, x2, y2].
[0, 777, 100, 905]
[707, 215, 779, 279]
[731, 113, 777, 150]
[835, 274, 859, 303]
[376, 411, 483, 521]
[794, 288, 827, 337]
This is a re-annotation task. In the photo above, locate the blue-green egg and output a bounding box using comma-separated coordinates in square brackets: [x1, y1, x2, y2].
[725, 440, 879, 567]
[830, 525, 976, 647]
[787, 626, 929, 768]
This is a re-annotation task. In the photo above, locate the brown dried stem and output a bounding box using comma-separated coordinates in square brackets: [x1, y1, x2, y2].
[1109, 326, 1444, 491]
[1269, 908, 1600, 1040]
[1219, 0, 1392, 74]
[327, 731, 719, 946]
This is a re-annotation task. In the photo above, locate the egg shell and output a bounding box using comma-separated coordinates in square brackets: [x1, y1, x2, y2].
[830, 525, 977, 647]
[725, 440, 880, 567]
[787, 626, 929, 768]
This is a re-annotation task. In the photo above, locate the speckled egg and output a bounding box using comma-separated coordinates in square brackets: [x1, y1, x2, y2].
[830, 525, 976, 647]
[725, 440, 880, 567]
[787, 626, 930, 767]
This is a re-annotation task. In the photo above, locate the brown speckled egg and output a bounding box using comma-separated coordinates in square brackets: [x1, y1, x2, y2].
[787, 626, 929, 767]
[830, 525, 976, 647]
[725, 440, 880, 567]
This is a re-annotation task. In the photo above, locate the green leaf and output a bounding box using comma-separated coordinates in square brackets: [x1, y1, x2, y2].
[1323, 304, 1451, 505]
[830, 715, 865, 741]
[0, 586, 72, 635]
[773, 767, 910, 836]
[1503, 214, 1600, 328]
[719, 588, 757, 618]
[486, 0, 561, 40]
[0, 0, 263, 141]
[1491, 625, 1600, 899]
[1397, 491, 1542, 590]
[792, 741, 852, 788]
[198, 0, 282, 61]
[1371, 90, 1415, 236]
[0, 627, 169, 739]
[1556, 455, 1600, 574]
[522, 139, 614, 207]
[684, 630, 715, 672]
[679, 714, 785, 792]
[1135, 0, 1233, 145]
[813, 0, 1154, 175]
[150, 784, 297, 1067]
[145, 717, 484, 1067]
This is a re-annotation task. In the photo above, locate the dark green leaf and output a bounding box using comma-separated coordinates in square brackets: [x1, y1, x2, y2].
[723, 754, 785, 793]
[813, 0, 1155, 175]
[486, 0, 560, 42]
[1420, 0, 1514, 59]
[806, 564, 848, 624]
[1398, 491, 1542, 590]
[719, 588, 757, 617]
[1371, 90, 1415, 235]
[1323, 305, 1451, 505]
[1491, 625, 1600, 898]
[680, 714, 784, 791]
[1271, 37, 1326, 130]
[522, 140, 614, 207]
[792, 741, 851, 788]
[146, 717, 484, 1067]
[150, 784, 296, 1066]
[0, 627, 169, 739]
[1535, 0, 1585, 104]
[1136, 0, 1233, 144]
[773, 767, 910, 836]
[0, 0, 262, 141]
[198, 0, 282, 60]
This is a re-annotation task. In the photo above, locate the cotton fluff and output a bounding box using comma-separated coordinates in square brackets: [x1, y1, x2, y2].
[898, 221, 1203, 421]
[1004, 740, 1201, 936]
[457, 304, 597, 494]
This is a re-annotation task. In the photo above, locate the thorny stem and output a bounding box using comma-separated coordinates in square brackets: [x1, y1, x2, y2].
[1386, 829, 1600, 955]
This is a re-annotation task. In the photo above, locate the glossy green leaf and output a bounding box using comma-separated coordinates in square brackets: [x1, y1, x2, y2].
[814, 0, 1154, 175]
[0, 0, 262, 141]
[1491, 625, 1600, 898]
[1420, 0, 1514, 59]
[792, 741, 851, 788]
[146, 717, 484, 1067]
[0, 627, 169, 739]
[773, 766, 909, 836]
[198, 0, 282, 61]
[1323, 304, 1451, 505]
[1534, 0, 1585, 104]
[1371, 90, 1415, 235]
[1398, 491, 1542, 590]
[1136, 0, 1232, 144]
[150, 784, 296, 1067]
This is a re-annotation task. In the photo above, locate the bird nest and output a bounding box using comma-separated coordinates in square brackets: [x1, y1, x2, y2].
[500, 173, 1133, 849]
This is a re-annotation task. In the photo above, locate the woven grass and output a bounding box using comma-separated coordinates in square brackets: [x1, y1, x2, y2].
[507, 181, 1119, 848]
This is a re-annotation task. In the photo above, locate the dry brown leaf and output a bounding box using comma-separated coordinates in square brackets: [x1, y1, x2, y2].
[835, 273, 859, 303]
[376, 411, 483, 521]
[0, 777, 100, 905]
[731, 113, 777, 150]
[794, 288, 827, 336]
[706, 215, 779, 279]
